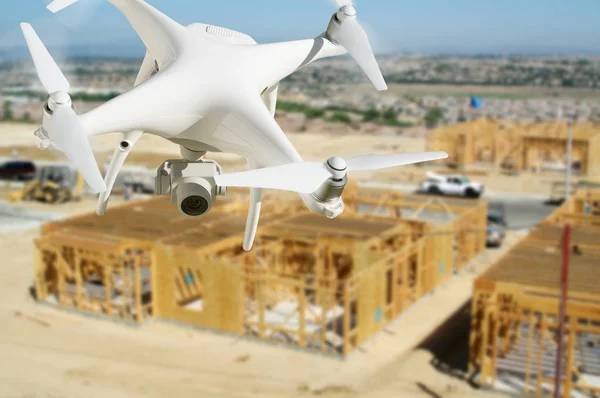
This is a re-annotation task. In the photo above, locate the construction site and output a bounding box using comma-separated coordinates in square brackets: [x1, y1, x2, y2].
[3, 120, 600, 397]
[469, 188, 600, 397]
[32, 184, 487, 357]
[428, 119, 600, 175]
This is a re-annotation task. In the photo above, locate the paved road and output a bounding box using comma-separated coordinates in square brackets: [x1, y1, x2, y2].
[359, 181, 556, 231]
[488, 197, 556, 231]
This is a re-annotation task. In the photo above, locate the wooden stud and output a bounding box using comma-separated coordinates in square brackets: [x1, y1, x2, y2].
[298, 284, 306, 348]
[525, 312, 534, 394]
[74, 251, 82, 309]
[564, 317, 576, 398]
[134, 258, 142, 323]
[536, 314, 545, 396]
[105, 263, 112, 317]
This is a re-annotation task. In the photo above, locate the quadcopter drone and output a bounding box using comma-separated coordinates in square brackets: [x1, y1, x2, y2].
[21, 0, 448, 251]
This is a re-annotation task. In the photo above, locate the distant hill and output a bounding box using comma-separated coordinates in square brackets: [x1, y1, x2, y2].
[0, 43, 145, 61]
[1, 42, 599, 61]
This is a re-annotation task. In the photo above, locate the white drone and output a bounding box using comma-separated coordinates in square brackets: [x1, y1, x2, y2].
[22, 0, 448, 251]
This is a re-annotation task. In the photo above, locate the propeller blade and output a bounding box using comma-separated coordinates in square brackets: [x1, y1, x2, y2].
[333, 0, 353, 7]
[346, 152, 449, 172]
[336, 17, 387, 91]
[48, 106, 106, 193]
[20, 23, 70, 94]
[215, 163, 332, 194]
[47, 0, 81, 13]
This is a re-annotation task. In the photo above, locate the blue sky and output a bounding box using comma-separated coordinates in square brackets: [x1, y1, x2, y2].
[1, 0, 599, 56]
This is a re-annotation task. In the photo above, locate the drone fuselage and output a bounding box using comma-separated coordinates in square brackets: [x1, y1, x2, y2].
[81, 18, 344, 169]
[24, 0, 446, 251]
[28, 0, 387, 251]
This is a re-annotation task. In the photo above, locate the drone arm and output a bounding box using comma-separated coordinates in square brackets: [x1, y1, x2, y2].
[96, 130, 143, 215]
[250, 37, 347, 90]
[230, 94, 304, 166]
[134, 51, 156, 86]
[262, 84, 279, 116]
[106, 0, 185, 68]
[309, 34, 349, 63]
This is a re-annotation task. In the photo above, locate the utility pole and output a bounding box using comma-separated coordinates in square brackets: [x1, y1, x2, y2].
[554, 224, 572, 398]
[564, 111, 579, 202]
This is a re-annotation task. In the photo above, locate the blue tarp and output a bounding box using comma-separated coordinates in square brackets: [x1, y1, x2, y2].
[470, 97, 483, 109]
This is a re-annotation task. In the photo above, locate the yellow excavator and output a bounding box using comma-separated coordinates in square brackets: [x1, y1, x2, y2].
[9, 165, 85, 204]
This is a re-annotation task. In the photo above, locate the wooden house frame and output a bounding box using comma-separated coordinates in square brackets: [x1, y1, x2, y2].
[428, 120, 600, 174]
[469, 189, 600, 397]
[33, 189, 487, 356]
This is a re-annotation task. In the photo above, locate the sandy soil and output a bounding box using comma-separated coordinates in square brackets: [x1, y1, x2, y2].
[0, 121, 528, 398]
[0, 217, 520, 398]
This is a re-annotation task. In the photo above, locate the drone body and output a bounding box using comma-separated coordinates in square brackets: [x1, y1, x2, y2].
[22, 0, 448, 250]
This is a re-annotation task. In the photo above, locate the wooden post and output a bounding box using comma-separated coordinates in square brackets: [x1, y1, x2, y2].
[343, 282, 350, 355]
[74, 252, 82, 309]
[120, 261, 127, 320]
[33, 244, 45, 301]
[525, 312, 534, 394]
[554, 224, 571, 398]
[105, 263, 112, 316]
[299, 285, 306, 348]
[564, 318, 576, 398]
[258, 279, 265, 339]
[537, 315, 545, 396]
[134, 259, 142, 323]
[391, 258, 398, 318]
[480, 308, 490, 385]
[415, 240, 424, 299]
[314, 244, 323, 307]
[401, 255, 409, 311]
[492, 313, 500, 384]
[320, 285, 328, 352]
[57, 254, 66, 306]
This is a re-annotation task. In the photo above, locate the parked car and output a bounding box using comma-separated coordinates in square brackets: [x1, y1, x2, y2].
[0, 160, 37, 181]
[486, 206, 507, 248]
[102, 161, 155, 194]
[124, 172, 155, 194]
[486, 224, 505, 248]
[419, 172, 484, 199]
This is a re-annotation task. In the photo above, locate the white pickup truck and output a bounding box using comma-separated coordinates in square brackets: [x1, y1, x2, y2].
[419, 172, 484, 199]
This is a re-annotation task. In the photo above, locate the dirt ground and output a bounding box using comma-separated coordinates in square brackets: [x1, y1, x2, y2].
[0, 215, 520, 398]
[0, 121, 530, 397]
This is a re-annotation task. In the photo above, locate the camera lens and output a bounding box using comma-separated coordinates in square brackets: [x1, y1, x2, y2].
[181, 195, 209, 216]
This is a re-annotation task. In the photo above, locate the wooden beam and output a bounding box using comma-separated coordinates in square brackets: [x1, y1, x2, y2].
[536, 314, 545, 396]
[564, 317, 576, 398]
[134, 259, 142, 323]
[525, 312, 534, 394]
[104, 263, 112, 317]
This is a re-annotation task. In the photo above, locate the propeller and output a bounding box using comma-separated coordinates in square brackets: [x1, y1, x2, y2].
[21, 23, 70, 94]
[21, 23, 106, 193]
[46, 0, 83, 13]
[214, 152, 448, 194]
[326, 0, 387, 91]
